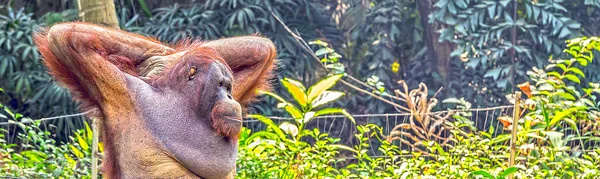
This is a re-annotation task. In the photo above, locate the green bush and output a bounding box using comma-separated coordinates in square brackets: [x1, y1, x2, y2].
[0, 100, 95, 178]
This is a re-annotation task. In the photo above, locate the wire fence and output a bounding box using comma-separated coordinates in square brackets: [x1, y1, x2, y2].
[242, 105, 517, 158]
[242, 104, 599, 159]
[2, 104, 599, 160]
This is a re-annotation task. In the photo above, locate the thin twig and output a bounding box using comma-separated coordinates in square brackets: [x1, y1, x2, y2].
[340, 80, 410, 111]
[269, 11, 407, 109]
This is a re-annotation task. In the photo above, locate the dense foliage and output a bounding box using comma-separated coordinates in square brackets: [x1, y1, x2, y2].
[0, 99, 97, 178]
[3, 0, 600, 139]
[6, 35, 600, 177]
[2, 1, 600, 178]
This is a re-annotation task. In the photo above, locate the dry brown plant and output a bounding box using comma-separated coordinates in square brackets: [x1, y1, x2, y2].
[385, 81, 458, 154]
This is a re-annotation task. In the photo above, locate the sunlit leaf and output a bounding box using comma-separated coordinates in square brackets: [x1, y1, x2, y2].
[311, 91, 345, 109]
[307, 74, 344, 103]
[309, 40, 328, 47]
[470, 170, 494, 179]
[563, 74, 580, 84]
[499, 167, 519, 178]
[302, 111, 315, 123]
[548, 107, 586, 128]
[314, 108, 355, 124]
[281, 78, 308, 107]
[329, 144, 358, 153]
[75, 132, 89, 151]
[258, 90, 289, 104]
[69, 144, 83, 159]
[284, 104, 303, 119]
[247, 114, 287, 140]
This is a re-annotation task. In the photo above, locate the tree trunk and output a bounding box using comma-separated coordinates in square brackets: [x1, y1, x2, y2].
[78, 0, 120, 29]
[416, 0, 453, 82]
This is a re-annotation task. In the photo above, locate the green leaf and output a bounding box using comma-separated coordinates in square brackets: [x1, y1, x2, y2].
[470, 170, 494, 179]
[541, 102, 549, 125]
[329, 144, 358, 153]
[311, 91, 345, 108]
[484, 67, 503, 80]
[548, 107, 586, 128]
[281, 78, 308, 107]
[258, 90, 289, 104]
[302, 111, 315, 123]
[69, 144, 83, 159]
[566, 67, 585, 77]
[315, 47, 334, 57]
[244, 131, 280, 146]
[64, 154, 76, 168]
[499, 167, 519, 178]
[307, 74, 344, 103]
[563, 74, 580, 84]
[309, 40, 328, 47]
[284, 104, 303, 119]
[314, 108, 355, 124]
[442, 98, 461, 104]
[75, 132, 89, 151]
[553, 92, 576, 100]
[85, 122, 93, 142]
[546, 71, 561, 78]
[247, 114, 287, 140]
[576, 57, 589, 66]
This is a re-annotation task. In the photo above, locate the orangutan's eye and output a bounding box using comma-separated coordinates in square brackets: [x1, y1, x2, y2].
[188, 66, 197, 80]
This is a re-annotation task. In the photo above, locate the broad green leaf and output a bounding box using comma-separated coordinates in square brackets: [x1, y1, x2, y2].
[563, 74, 580, 84]
[311, 91, 345, 108]
[69, 144, 83, 158]
[483, 67, 503, 80]
[284, 104, 303, 119]
[309, 40, 328, 47]
[541, 102, 549, 126]
[490, 134, 511, 145]
[499, 167, 519, 178]
[577, 57, 589, 66]
[244, 131, 280, 146]
[469, 170, 494, 179]
[279, 122, 298, 136]
[546, 71, 561, 78]
[258, 90, 289, 104]
[75, 132, 89, 151]
[282, 77, 306, 91]
[314, 108, 355, 124]
[329, 144, 358, 153]
[442, 98, 461, 104]
[302, 111, 315, 123]
[548, 107, 586, 128]
[556, 63, 567, 72]
[544, 131, 565, 148]
[307, 74, 344, 103]
[566, 67, 585, 77]
[553, 92, 576, 100]
[248, 114, 287, 139]
[85, 122, 92, 142]
[315, 47, 334, 57]
[64, 154, 76, 168]
[281, 78, 308, 107]
[99, 142, 104, 153]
